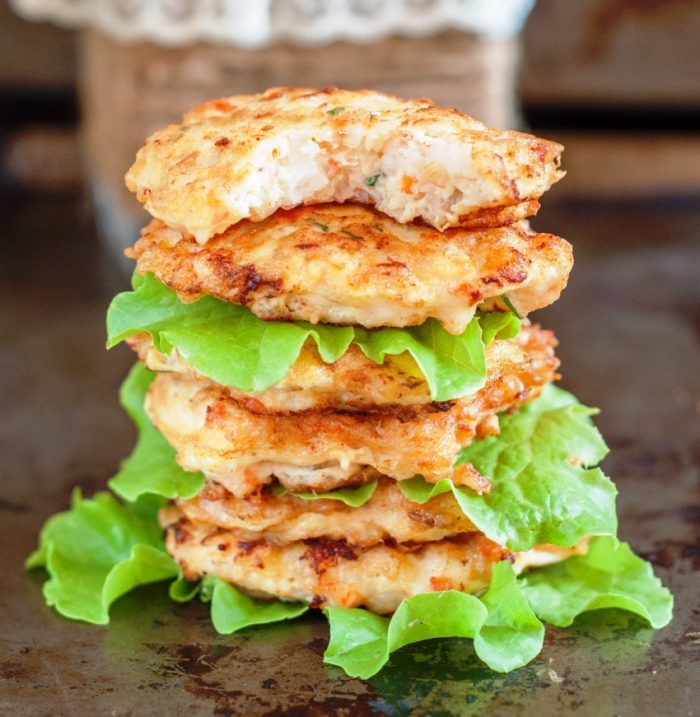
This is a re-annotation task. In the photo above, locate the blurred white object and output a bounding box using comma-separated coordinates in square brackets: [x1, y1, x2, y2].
[11, 0, 535, 275]
[11, 0, 535, 46]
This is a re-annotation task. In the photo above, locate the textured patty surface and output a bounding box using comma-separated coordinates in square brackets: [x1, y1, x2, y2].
[165, 513, 509, 613]
[126, 87, 564, 241]
[174, 476, 477, 547]
[144, 335, 558, 497]
[163, 512, 587, 613]
[132, 322, 558, 412]
[129, 206, 572, 334]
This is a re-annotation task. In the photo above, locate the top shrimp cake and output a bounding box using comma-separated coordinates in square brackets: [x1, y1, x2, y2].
[126, 87, 564, 242]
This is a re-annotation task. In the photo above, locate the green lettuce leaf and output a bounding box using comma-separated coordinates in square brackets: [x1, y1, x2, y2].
[25, 490, 178, 624]
[168, 574, 202, 603]
[398, 385, 618, 551]
[352, 318, 485, 401]
[475, 559, 545, 671]
[107, 272, 519, 402]
[168, 574, 309, 630]
[108, 363, 205, 501]
[519, 536, 673, 629]
[396, 476, 453, 502]
[479, 310, 521, 345]
[270, 480, 378, 507]
[323, 561, 543, 679]
[201, 576, 308, 634]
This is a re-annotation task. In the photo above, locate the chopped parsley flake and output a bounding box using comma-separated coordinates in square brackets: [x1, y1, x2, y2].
[502, 294, 522, 319]
[365, 173, 383, 187]
[341, 229, 362, 240]
[326, 107, 346, 117]
[307, 218, 330, 232]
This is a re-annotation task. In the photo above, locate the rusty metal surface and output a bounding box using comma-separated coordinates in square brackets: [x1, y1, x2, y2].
[1, 193, 699, 715]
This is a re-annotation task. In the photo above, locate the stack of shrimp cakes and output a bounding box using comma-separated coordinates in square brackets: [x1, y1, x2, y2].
[120, 87, 576, 613]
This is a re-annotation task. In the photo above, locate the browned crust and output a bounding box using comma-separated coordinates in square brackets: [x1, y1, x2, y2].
[144, 326, 560, 490]
[176, 476, 478, 547]
[130, 323, 559, 413]
[163, 512, 508, 613]
[456, 199, 540, 228]
[126, 204, 571, 334]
